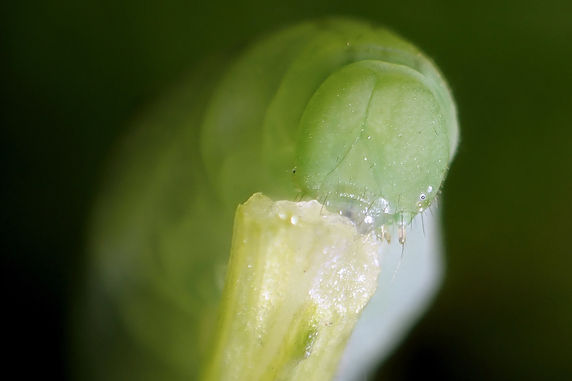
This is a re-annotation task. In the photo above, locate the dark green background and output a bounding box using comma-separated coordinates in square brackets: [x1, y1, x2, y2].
[2, 0, 571, 379]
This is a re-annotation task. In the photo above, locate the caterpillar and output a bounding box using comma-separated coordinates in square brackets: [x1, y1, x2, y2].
[75, 17, 458, 381]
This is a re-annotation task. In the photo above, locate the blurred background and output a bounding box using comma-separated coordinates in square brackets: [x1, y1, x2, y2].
[2, 0, 571, 379]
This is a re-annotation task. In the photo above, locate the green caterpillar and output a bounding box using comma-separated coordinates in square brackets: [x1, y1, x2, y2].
[201, 18, 457, 237]
[75, 17, 458, 381]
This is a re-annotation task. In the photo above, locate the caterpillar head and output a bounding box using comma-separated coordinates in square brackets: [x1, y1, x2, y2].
[293, 60, 452, 231]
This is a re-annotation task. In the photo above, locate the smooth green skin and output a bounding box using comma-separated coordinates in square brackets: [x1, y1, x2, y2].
[76, 18, 458, 381]
[296, 61, 449, 227]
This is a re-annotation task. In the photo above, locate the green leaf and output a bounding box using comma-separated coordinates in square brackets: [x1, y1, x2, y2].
[202, 193, 380, 381]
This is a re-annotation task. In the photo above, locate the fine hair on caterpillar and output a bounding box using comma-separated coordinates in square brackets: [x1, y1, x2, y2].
[303, 181, 445, 249]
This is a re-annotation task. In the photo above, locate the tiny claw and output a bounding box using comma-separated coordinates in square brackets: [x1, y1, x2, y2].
[382, 225, 391, 244]
[375, 229, 384, 243]
[398, 225, 406, 245]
